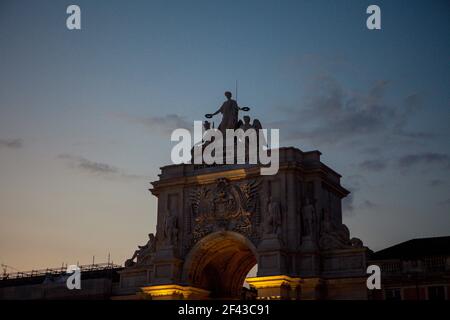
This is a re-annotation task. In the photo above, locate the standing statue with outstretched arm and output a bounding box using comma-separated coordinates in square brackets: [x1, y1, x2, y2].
[205, 91, 249, 135]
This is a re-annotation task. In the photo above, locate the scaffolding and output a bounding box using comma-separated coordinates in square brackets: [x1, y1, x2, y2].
[0, 262, 122, 281]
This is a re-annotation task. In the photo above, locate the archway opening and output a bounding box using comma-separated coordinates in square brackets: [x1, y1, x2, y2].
[183, 232, 257, 299]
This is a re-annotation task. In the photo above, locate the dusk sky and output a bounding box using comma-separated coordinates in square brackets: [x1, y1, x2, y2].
[0, 0, 449, 271]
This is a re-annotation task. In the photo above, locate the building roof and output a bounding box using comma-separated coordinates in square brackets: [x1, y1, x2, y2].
[370, 236, 450, 260]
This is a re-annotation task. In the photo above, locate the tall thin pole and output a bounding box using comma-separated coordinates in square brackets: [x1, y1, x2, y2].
[235, 80, 238, 103]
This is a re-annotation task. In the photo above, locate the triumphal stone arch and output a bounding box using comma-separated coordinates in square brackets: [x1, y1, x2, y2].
[117, 98, 368, 300]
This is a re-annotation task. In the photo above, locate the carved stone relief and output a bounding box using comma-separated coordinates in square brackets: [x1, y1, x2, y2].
[189, 178, 260, 244]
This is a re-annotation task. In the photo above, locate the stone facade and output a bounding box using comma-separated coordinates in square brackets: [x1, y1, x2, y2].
[117, 147, 368, 300]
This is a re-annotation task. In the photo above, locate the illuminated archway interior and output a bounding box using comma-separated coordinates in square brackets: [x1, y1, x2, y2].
[184, 232, 257, 299]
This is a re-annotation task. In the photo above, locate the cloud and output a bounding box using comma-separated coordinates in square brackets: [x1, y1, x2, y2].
[361, 147, 382, 155]
[59, 154, 118, 175]
[342, 193, 355, 215]
[361, 200, 378, 209]
[0, 138, 23, 149]
[341, 174, 364, 216]
[342, 174, 378, 216]
[356, 152, 450, 175]
[438, 198, 450, 207]
[58, 154, 144, 180]
[397, 152, 450, 170]
[428, 179, 446, 187]
[115, 113, 191, 135]
[343, 194, 378, 216]
[343, 193, 379, 215]
[277, 77, 391, 144]
[393, 93, 433, 139]
[342, 180, 360, 216]
[273, 75, 430, 146]
[359, 159, 387, 172]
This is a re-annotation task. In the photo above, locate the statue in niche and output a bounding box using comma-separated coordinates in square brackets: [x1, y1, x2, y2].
[301, 198, 316, 237]
[124, 233, 156, 267]
[163, 211, 179, 246]
[264, 196, 282, 235]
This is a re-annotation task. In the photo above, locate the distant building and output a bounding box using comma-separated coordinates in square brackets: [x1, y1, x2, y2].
[369, 236, 450, 300]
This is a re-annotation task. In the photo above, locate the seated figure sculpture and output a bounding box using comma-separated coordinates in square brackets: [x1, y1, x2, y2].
[124, 233, 156, 267]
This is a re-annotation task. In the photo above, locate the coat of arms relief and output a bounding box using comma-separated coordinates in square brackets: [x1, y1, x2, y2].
[189, 178, 261, 243]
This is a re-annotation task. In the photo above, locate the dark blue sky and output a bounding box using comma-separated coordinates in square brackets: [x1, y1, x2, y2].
[0, 0, 449, 270]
